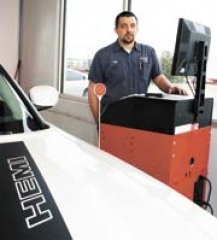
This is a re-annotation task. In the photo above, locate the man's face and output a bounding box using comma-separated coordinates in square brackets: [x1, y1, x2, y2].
[115, 16, 138, 45]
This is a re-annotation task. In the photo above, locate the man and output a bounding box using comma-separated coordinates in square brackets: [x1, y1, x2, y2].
[88, 11, 187, 123]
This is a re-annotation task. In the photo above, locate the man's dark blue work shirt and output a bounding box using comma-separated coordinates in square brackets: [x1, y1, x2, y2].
[88, 40, 162, 108]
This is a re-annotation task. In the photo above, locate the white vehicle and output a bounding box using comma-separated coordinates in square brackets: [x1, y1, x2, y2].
[0, 64, 217, 239]
[64, 69, 88, 96]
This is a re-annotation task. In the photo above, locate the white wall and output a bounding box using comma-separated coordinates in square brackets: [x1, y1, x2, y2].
[41, 95, 98, 145]
[19, 0, 62, 92]
[0, 0, 19, 75]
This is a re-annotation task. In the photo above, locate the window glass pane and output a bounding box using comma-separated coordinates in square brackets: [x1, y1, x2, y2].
[63, 0, 123, 97]
[0, 73, 42, 134]
[132, 0, 217, 119]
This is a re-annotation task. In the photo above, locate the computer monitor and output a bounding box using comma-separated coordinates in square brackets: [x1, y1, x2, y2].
[171, 18, 211, 77]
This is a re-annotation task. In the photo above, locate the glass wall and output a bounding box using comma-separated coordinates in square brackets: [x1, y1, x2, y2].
[63, 0, 217, 118]
[63, 0, 123, 97]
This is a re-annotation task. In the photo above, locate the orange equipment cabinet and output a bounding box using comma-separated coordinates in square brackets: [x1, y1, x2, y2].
[100, 95, 213, 203]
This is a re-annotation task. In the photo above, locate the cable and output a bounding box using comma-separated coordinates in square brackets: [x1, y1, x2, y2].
[203, 176, 212, 210]
[185, 75, 195, 96]
[198, 175, 214, 215]
[198, 200, 214, 215]
[205, 203, 214, 215]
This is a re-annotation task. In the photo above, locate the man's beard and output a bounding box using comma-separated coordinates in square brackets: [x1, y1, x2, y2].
[121, 34, 135, 44]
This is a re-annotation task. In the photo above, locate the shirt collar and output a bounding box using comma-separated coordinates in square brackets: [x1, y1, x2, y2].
[134, 42, 141, 52]
[113, 40, 141, 53]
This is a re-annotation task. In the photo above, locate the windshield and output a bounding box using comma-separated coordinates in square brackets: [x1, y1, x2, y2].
[0, 71, 45, 134]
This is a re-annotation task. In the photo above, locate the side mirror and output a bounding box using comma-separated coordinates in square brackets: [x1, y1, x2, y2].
[29, 85, 59, 111]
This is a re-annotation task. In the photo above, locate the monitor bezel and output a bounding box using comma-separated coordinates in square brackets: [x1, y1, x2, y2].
[171, 18, 211, 77]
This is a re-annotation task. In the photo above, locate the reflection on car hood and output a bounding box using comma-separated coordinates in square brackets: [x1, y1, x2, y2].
[1, 126, 217, 240]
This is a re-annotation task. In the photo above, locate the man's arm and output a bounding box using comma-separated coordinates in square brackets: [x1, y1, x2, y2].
[88, 80, 99, 124]
[154, 74, 187, 95]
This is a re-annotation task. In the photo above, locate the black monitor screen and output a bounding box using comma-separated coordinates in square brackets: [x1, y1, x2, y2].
[171, 18, 211, 77]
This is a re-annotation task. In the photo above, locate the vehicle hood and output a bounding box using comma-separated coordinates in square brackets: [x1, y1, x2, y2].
[1, 126, 217, 240]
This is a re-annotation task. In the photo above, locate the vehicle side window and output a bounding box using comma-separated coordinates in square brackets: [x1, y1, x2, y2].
[0, 99, 13, 118]
[0, 74, 41, 134]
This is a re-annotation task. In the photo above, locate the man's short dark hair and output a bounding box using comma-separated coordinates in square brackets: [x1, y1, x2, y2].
[115, 11, 138, 28]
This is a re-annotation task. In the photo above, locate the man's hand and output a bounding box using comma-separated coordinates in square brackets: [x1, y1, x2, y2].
[154, 74, 187, 96]
[168, 86, 188, 95]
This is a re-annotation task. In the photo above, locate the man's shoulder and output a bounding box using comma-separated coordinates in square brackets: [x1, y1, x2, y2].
[95, 42, 118, 55]
[136, 42, 155, 51]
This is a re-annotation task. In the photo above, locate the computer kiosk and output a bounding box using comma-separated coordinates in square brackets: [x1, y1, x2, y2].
[100, 95, 213, 204]
[100, 17, 213, 207]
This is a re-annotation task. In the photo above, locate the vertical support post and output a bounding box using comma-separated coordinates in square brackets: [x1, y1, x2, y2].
[93, 83, 106, 148]
[193, 41, 208, 121]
